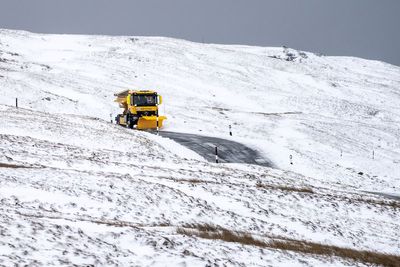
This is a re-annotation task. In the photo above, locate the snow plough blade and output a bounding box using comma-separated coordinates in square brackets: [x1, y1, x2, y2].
[137, 116, 167, 130]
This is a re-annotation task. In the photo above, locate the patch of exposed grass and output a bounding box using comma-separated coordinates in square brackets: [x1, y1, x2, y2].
[256, 181, 399, 209]
[152, 175, 210, 184]
[0, 163, 30, 168]
[352, 196, 400, 209]
[270, 239, 400, 267]
[178, 224, 265, 247]
[256, 181, 314, 194]
[174, 178, 204, 184]
[178, 224, 400, 267]
[386, 200, 400, 209]
[324, 193, 400, 210]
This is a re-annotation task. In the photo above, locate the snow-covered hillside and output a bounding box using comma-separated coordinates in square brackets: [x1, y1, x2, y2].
[1, 105, 399, 266]
[1, 29, 400, 266]
[1, 29, 399, 193]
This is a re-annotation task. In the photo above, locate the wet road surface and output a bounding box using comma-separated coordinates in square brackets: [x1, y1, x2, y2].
[155, 131, 273, 168]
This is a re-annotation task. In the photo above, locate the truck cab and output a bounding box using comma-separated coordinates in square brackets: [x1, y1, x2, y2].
[114, 90, 166, 130]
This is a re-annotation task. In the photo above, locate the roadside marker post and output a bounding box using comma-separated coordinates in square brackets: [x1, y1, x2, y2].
[215, 146, 219, 163]
[229, 125, 232, 136]
[289, 154, 293, 165]
[15, 98, 18, 108]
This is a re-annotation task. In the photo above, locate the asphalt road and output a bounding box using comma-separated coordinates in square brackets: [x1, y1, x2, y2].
[155, 131, 274, 168]
[149, 131, 400, 201]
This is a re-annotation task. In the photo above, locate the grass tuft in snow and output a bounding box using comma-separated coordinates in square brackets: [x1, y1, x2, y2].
[323, 193, 400, 210]
[256, 181, 314, 194]
[0, 163, 32, 169]
[177, 224, 400, 267]
[177, 223, 265, 247]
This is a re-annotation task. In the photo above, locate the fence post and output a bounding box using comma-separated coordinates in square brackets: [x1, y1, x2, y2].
[215, 146, 219, 163]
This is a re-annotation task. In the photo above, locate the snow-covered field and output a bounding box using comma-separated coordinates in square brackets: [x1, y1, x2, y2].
[1, 29, 400, 266]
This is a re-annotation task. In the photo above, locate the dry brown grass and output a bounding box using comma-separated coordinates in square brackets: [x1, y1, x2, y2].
[178, 224, 400, 267]
[177, 224, 265, 247]
[174, 178, 204, 184]
[352, 196, 400, 209]
[256, 181, 399, 209]
[153, 175, 209, 184]
[323, 193, 400, 210]
[0, 163, 30, 168]
[256, 181, 314, 194]
[269, 239, 400, 267]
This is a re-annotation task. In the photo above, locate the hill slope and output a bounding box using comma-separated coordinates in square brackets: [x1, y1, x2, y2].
[1, 29, 399, 192]
[1, 29, 400, 266]
[1, 105, 399, 266]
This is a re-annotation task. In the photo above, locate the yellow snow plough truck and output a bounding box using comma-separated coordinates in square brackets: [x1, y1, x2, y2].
[114, 90, 166, 130]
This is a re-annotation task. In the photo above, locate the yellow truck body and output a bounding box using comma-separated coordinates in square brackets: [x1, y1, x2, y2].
[114, 90, 166, 130]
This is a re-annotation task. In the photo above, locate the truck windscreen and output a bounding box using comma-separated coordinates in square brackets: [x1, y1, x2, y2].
[133, 94, 157, 106]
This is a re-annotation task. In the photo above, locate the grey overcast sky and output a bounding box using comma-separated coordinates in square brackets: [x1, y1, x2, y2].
[1, 0, 400, 66]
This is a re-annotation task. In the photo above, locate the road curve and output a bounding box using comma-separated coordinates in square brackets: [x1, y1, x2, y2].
[155, 131, 274, 168]
[151, 131, 400, 202]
